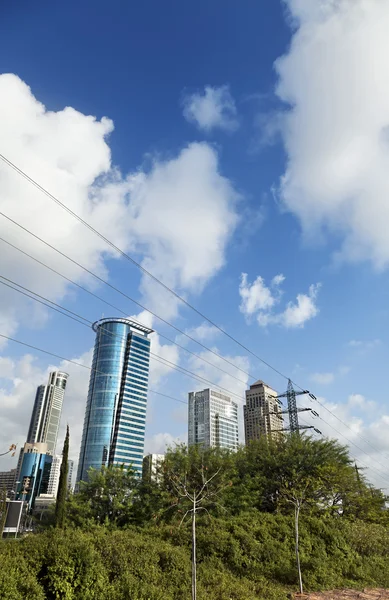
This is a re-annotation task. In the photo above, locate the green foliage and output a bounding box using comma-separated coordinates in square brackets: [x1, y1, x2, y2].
[69, 464, 138, 528]
[1, 436, 388, 598]
[55, 425, 69, 528]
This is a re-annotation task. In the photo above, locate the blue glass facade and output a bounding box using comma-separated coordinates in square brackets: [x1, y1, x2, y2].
[16, 451, 52, 509]
[76, 318, 153, 483]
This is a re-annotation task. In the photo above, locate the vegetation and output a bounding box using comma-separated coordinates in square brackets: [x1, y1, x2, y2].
[55, 425, 69, 528]
[1, 435, 388, 599]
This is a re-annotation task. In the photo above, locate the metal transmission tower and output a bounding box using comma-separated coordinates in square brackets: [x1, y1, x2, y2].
[273, 380, 321, 436]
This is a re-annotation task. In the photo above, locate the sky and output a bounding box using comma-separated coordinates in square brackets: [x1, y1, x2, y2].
[0, 0, 389, 489]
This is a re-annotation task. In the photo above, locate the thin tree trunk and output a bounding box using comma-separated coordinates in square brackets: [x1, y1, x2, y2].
[295, 502, 303, 594]
[192, 494, 197, 600]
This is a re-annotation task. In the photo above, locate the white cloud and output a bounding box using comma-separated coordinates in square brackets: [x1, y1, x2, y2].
[239, 273, 277, 316]
[239, 273, 320, 328]
[0, 73, 240, 341]
[348, 339, 381, 351]
[0, 349, 92, 472]
[301, 392, 389, 489]
[182, 85, 239, 132]
[275, 0, 389, 268]
[149, 332, 180, 387]
[310, 372, 335, 385]
[281, 283, 320, 328]
[144, 432, 186, 455]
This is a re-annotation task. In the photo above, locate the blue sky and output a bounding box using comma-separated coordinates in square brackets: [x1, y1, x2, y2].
[1, 0, 389, 488]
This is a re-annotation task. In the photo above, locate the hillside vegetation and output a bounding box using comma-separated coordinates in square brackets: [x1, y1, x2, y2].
[1, 435, 388, 600]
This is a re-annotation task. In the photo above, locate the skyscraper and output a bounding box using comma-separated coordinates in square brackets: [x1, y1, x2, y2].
[76, 318, 153, 483]
[244, 380, 283, 443]
[27, 371, 69, 454]
[15, 371, 68, 491]
[67, 460, 74, 490]
[188, 388, 239, 451]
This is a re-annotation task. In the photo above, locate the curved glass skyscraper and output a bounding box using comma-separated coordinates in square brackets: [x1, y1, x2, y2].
[76, 318, 153, 483]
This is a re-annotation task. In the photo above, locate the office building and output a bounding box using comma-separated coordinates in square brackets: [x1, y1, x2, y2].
[77, 318, 153, 483]
[244, 380, 283, 443]
[47, 455, 62, 497]
[0, 469, 17, 498]
[27, 371, 69, 454]
[15, 442, 52, 509]
[142, 453, 164, 482]
[188, 388, 239, 451]
[67, 460, 74, 490]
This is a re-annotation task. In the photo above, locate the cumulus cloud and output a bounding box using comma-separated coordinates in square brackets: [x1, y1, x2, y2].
[182, 85, 239, 132]
[0, 74, 240, 344]
[0, 349, 92, 472]
[275, 0, 389, 268]
[301, 392, 388, 489]
[239, 273, 320, 328]
[0, 73, 241, 466]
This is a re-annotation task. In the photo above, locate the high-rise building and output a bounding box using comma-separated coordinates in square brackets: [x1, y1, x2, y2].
[47, 455, 62, 497]
[77, 318, 153, 483]
[15, 442, 53, 509]
[67, 460, 74, 490]
[0, 469, 17, 498]
[27, 371, 69, 454]
[142, 453, 165, 482]
[188, 388, 239, 451]
[244, 380, 283, 443]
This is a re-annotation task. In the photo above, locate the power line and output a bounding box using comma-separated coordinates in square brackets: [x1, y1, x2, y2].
[2, 327, 389, 489]
[0, 277, 248, 404]
[3, 271, 389, 479]
[297, 414, 389, 489]
[0, 153, 292, 383]
[1, 159, 388, 478]
[0, 215, 257, 382]
[0, 331, 187, 408]
[4, 218, 386, 476]
[0, 240, 251, 389]
[3, 265, 389, 483]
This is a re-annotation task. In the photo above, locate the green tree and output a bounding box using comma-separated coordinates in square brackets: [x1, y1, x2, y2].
[55, 424, 69, 528]
[73, 464, 138, 527]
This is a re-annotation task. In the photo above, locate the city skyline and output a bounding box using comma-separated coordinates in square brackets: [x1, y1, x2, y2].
[1, 0, 389, 490]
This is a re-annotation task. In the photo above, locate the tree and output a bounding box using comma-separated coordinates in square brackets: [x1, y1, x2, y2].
[160, 445, 232, 600]
[72, 464, 138, 527]
[55, 424, 69, 528]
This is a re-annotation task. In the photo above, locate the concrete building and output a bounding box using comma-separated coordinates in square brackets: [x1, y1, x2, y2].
[142, 454, 164, 482]
[244, 380, 283, 443]
[0, 469, 17, 498]
[188, 388, 239, 451]
[77, 318, 153, 483]
[27, 371, 69, 454]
